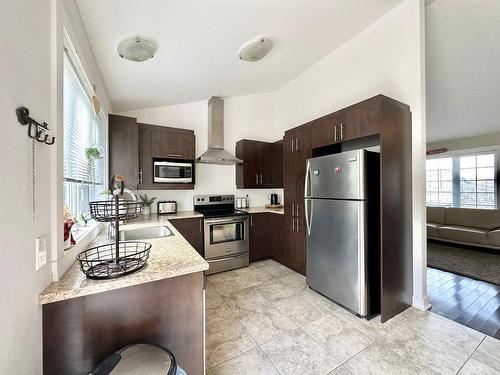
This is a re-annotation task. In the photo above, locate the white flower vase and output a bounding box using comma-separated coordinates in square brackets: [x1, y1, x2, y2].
[143, 206, 151, 216]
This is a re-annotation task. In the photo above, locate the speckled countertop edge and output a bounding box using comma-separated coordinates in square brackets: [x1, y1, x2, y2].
[240, 206, 284, 215]
[39, 216, 208, 305]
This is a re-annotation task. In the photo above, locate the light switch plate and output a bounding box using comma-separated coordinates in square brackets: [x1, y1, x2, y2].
[35, 236, 47, 271]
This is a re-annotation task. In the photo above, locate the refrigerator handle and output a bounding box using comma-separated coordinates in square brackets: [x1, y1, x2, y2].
[305, 199, 312, 237]
[305, 160, 311, 198]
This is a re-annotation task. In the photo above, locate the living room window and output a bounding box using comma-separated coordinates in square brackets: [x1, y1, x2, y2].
[426, 157, 453, 207]
[426, 152, 498, 209]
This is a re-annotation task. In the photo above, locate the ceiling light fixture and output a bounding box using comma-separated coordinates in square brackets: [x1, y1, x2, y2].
[238, 37, 273, 62]
[117, 36, 157, 62]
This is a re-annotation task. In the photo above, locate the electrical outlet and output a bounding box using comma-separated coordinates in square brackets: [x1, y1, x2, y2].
[35, 236, 47, 271]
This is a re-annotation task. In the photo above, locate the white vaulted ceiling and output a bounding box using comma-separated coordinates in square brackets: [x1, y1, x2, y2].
[426, 0, 500, 142]
[75, 0, 402, 111]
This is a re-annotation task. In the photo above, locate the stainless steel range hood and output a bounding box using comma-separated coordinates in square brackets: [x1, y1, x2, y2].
[196, 97, 243, 165]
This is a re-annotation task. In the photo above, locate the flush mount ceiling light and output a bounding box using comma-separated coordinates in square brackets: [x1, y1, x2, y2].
[117, 36, 157, 62]
[238, 38, 273, 62]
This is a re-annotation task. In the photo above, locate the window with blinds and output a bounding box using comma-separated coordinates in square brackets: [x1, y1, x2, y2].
[63, 52, 106, 219]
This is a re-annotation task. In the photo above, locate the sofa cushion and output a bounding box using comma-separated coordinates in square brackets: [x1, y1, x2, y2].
[487, 229, 500, 248]
[427, 206, 446, 225]
[444, 207, 500, 231]
[427, 223, 441, 237]
[437, 225, 489, 245]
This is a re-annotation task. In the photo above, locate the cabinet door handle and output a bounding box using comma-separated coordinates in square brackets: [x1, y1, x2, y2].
[340, 123, 344, 140]
[259, 174, 263, 185]
[295, 137, 299, 151]
[296, 217, 299, 232]
[291, 203, 295, 216]
[199, 219, 202, 232]
[334, 125, 338, 142]
[291, 138, 295, 152]
[167, 153, 183, 158]
[295, 204, 299, 217]
[256, 174, 259, 185]
[250, 215, 253, 226]
[292, 217, 295, 231]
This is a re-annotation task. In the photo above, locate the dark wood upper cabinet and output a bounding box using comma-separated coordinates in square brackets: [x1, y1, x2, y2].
[109, 115, 195, 190]
[151, 126, 195, 160]
[109, 114, 139, 189]
[311, 96, 383, 148]
[169, 218, 204, 256]
[235, 139, 283, 189]
[271, 140, 284, 187]
[138, 123, 153, 187]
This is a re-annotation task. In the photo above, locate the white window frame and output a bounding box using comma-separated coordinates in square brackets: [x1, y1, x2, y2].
[50, 24, 108, 281]
[426, 146, 498, 209]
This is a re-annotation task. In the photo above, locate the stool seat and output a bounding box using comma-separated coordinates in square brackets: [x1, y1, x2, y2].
[90, 344, 178, 375]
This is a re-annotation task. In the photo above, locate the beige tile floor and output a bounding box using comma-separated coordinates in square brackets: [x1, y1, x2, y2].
[205, 260, 499, 375]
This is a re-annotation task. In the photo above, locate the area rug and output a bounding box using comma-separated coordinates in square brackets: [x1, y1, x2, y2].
[427, 241, 500, 285]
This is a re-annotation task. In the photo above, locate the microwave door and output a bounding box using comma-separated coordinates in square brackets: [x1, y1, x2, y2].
[154, 161, 192, 183]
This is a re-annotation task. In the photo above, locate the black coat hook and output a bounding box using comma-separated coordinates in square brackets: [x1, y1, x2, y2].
[16, 106, 55, 145]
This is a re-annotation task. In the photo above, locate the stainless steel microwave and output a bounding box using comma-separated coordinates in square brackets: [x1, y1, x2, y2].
[154, 160, 193, 183]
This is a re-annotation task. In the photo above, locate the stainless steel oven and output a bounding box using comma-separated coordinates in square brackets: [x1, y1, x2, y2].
[154, 160, 193, 183]
[203, 215, 249, 275]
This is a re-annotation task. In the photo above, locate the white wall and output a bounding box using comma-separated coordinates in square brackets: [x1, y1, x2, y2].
[119, 93, 284, 211]
[0, 1, 52, 373]
[273, 0, 428, 309]
[0, 0, 111, 372]
[426, 0, 500, 143]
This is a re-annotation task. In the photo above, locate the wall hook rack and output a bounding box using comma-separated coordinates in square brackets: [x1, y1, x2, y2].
[16, 106, 55, 145]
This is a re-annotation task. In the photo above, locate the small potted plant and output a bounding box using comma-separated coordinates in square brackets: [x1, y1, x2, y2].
[85, 146, 104, 184]
[139, 193, 156, 215]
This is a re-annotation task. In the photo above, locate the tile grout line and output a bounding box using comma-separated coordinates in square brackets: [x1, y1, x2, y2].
[454, 335, 486, 375]
[207, 264, 287, 373]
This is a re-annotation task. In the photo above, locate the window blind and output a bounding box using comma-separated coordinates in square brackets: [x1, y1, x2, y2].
[63, 51, 106, 217]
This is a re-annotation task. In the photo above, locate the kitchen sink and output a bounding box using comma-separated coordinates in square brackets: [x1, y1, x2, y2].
[119, 226, 173, 241]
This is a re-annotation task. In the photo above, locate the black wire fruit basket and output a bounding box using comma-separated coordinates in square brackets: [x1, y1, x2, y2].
[78, 178, 151, 279]
[89, 199, 144, 222]
[77, 241, 151, 280]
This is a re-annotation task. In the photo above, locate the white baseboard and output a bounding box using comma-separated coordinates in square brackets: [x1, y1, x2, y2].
[412, 294, 431, 311]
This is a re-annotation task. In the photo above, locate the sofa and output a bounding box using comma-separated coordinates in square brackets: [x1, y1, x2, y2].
[427, 206, 500, 251]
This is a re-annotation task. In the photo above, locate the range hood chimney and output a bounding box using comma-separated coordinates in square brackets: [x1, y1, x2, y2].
[196, 96, 243, 165]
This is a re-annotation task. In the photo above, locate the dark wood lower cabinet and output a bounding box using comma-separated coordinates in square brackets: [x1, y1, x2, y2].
[269, 214, 284, 263]
[249, 213, 284, 263]
[283, 214, 306, 275]
[42, 272, 204, 375]
[169, 217, 204, 256]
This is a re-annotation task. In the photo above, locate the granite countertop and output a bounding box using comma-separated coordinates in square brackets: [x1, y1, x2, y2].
[39, 217, 208, 305]
[240, 206, 284, 215]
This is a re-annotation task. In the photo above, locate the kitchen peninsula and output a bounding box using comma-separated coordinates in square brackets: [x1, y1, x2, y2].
[39, 217, 208, 375]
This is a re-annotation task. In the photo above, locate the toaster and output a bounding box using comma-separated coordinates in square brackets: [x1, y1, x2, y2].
[157, 201, 177, 214]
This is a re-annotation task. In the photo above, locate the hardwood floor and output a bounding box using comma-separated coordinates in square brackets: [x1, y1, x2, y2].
[427, 267, 500, 339]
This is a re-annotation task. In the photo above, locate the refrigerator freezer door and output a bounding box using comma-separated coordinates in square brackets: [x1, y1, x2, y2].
[305, 150, 366, 200]
[306, 198, 367, 315]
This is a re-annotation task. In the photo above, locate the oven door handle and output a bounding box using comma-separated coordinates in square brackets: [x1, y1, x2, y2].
[204, 216, 248, 224]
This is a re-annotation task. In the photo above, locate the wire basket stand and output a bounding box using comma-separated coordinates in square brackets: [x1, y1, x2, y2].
[77, 189, 151, 280]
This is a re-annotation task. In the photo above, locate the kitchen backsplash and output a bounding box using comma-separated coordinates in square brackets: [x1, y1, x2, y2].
[138, 189, 283, 212]
[137, 163, 283, 212]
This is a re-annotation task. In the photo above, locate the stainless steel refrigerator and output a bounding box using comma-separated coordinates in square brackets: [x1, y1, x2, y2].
[305, 149, 380, 318]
